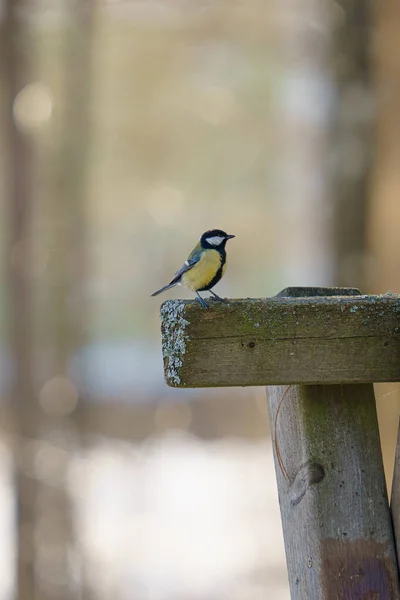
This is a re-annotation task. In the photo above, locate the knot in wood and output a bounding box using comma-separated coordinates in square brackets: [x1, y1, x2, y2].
[290, 462, 325, 507]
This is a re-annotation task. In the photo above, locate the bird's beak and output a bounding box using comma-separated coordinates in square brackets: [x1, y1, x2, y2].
[226, 234, 235, 240]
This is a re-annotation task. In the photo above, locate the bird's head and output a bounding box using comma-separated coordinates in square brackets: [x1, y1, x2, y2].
[200, 229, 235, 250]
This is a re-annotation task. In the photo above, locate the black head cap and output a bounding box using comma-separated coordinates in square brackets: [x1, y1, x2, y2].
[200, 229, 235, 249]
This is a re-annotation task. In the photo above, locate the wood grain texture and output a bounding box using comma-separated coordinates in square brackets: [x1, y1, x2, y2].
[160, 294, 400, 387]
[267, 384, 400, 599]
[390, 420, 400, 573]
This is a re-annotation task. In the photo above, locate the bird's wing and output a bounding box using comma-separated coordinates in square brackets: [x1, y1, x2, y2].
[151, 245, 203, 297]
[169, 250, 202, 285]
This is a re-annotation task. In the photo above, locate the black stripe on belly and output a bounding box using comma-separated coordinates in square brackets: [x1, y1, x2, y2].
[198, 252, 226, 291]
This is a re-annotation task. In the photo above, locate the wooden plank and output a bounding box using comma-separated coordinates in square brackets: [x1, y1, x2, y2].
[390, 420, 400, 572]
[276, 286, 361, 297]
[267, 384, 400, 599]
[160, 293, 400, 387]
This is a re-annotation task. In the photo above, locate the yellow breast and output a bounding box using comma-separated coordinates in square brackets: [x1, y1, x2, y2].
[181, 250, 222, 291]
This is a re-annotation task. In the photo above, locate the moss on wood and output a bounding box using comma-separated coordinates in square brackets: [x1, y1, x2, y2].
[159, 294, 400, 387]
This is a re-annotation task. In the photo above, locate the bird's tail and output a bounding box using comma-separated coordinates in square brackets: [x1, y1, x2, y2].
[151, 282, 178, 297]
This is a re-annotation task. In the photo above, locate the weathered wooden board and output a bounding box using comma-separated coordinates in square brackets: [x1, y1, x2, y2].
[390, 420, 400, 572]
[267, 384, 400, 599]
[160, 294, 400, 387]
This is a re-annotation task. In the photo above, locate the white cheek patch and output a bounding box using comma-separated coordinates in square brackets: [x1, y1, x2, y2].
[206, 235, 224, 246]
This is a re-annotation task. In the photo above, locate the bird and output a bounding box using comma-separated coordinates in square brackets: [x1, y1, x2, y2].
[151, 229, 235, 308]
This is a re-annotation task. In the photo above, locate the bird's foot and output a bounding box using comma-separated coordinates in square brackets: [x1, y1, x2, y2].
[196, 292, 208, 309]
[209, 291, 226, 302]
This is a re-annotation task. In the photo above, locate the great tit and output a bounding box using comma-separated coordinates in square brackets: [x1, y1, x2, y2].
[151, 229, 235, 308]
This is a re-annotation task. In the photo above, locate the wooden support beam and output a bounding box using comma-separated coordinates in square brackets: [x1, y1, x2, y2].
[390, 421, 400, 572]
[268, 384, 400, 598]
[265, 289, 400, 598]
[160, 290, 400, 388]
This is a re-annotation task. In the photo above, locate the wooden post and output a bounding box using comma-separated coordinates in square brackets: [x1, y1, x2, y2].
[268, 384, 399, 598]
[159, 287, 400, 598]
[390, 423, 400, 572]
[267, 289, 399, 599]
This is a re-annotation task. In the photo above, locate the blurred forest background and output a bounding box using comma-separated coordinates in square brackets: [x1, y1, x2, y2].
[1, 0, 400, 599]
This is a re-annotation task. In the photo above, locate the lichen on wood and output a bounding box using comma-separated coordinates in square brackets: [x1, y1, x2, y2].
[160, 300, 190, 385]
[159, 294, 400, 388]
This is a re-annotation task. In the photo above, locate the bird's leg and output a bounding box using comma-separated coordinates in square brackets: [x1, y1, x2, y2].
[209, 290, 226, 302]
[196, 292, 208, 309]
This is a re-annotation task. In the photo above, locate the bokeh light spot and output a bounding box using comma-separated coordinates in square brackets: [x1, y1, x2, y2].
[39, 377, 79, 417]
[13, 82, 53, 131]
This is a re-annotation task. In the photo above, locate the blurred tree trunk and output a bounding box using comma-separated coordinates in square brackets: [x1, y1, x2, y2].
[36, 1, 95, 598]
[369, 0, 400, 292]
[330, 0, 374, 290]
[44, 0, 94, 370]
[2, 0, 95, 597]
[274, 5, 334, 288]
[274, 0, 373, 290]
[1, 1, 38, 599]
